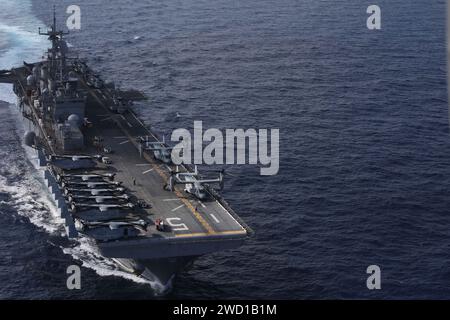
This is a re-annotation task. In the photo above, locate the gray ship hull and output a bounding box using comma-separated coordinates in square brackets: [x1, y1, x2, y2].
[14, 91, 248, 288]
[10, 97, 195, 286]
[0, 14, 253, 292]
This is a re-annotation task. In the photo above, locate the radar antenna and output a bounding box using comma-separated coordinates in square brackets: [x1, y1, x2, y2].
[38, 5, 69, 41]
[37, 6, 69, 81]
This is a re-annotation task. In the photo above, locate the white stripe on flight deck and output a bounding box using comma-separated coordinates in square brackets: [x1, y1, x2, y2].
[142, 168, 154, 174]
[210, 214, 220, 223]
[119, 140, 130, 145]
[216, 201, 245, 230]
[171, 204, 185, 212]
[136, 163, 151, 166]
[163, 198, 180, 202]
[120, 115, 133, 128]
[100, 117, 111, 122]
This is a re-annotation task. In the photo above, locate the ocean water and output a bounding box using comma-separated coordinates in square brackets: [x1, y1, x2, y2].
[0, 0, 449, 299]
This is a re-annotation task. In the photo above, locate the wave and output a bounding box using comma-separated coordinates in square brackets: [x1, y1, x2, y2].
[62, 236, 169, 295]
[0, 161, 166, 293]
[0, 92, 162, 294]
[0, 0, 47, 103]
[0, 0, 169, 295]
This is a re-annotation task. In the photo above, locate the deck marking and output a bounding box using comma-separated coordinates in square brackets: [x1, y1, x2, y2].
[174, 230, 247, 238]
[218, 230, 247, 235]
[132, 112, 158, 140]
[142, 168, 154, 174]
[163, 198, 180, 202]
[174, 232, 208, 238]
[198, 201, 206, 208]
[215, 229, 247, 234]
[100, 117, 111, 122]
[173, 189, 215, 234]
[120, 115, 133, 128]
[210, 214, 220, 223]
[171, 204, 185, 212]
[215, 200, 246, 231]
[136, 163, 151, 166]
[89, 87, 217, 234]
[114, 136, 127, 139]
[119, 140, 130, 145]
[166, 217, 189, 231]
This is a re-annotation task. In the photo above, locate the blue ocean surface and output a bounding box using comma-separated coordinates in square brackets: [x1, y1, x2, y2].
[0, 0, 449, 299]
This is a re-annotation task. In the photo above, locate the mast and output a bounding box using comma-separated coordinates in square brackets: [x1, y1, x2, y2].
[53, 5, 56, 32]
[38, 6, 69, 82]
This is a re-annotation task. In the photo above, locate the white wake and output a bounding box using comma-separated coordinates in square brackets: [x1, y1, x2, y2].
[0, 0, 167, 295]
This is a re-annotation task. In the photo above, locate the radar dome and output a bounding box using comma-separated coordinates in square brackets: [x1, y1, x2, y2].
[67, 114, 81, 127]
[26, 75, 35, 86]
[23, 131, 36, 147]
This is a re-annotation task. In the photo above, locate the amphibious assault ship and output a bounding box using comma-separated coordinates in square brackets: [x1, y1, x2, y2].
[0, 13, 252, 291]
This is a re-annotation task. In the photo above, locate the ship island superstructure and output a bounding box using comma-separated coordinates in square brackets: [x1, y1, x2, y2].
[0, 14, 252, 290]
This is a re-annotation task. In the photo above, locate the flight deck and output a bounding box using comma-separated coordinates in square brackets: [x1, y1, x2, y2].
[0, 11, 252, 285]
[81, 80, 249, 240]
